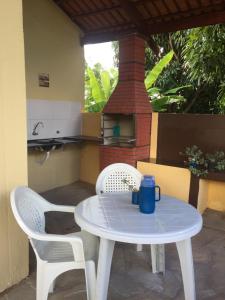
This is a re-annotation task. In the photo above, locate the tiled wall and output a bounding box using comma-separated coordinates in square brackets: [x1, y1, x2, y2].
[27, 99, 81, 140]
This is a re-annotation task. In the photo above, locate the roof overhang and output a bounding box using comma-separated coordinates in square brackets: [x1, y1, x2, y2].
[53, 0, 225, 53]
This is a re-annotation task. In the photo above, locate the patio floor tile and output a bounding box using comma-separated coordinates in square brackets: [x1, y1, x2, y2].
[1, 181, 225, 300]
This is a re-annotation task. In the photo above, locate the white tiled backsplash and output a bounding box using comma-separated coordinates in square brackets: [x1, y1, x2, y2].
[27, 100, 82, 140]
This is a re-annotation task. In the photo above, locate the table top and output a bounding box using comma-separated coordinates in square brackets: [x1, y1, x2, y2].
[75, 193, 203, 244]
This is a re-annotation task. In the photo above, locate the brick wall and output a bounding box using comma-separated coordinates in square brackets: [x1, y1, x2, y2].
[103, 34, 151, 114]
[101, 33, 152, 170]
[100, 145, 150, 169]
[135, 114, 152, 146]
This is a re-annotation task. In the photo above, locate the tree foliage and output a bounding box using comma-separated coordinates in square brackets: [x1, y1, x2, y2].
[146, 25, 225, 113]
[85, 51, 190, 112]
[86, 25, 225, 114]
[178, 26, 225, 85]
[145, 50, 174, 90]
[144, 50, 192, 112]
[113, 25, 225, 113]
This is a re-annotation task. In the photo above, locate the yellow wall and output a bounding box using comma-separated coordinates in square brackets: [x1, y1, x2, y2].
[198, 179, 209, 213]
[0, 0, 28, 291]
[23, 0, 84, 101]
[137, 162, 191, 202]
[150, 113, 158, 162]
[80, 144, 100, 185]
[207, 181, 225, 211]
[24, 0, 84, 192]
[80, 113, 101, 184]
[137, 162, 209, 213]
[82, 112, 102, 137]
[28, 146, 80, 193]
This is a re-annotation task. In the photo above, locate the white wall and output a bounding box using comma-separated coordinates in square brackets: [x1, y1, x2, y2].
[27, 100, 81, 140]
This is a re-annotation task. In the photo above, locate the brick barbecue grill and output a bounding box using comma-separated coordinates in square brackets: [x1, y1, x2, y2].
[100, 34, 152, 169]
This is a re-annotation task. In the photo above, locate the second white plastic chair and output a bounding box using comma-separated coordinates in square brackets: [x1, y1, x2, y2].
[96, 163, 143, 248]
[96, 163, 165, 273]
[10, 186, 99, 300]
[96, 163, 142, 195]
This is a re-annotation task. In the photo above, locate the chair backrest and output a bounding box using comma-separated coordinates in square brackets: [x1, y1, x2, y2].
[10, 186, 51, 237]
[96, 163, 142, 194]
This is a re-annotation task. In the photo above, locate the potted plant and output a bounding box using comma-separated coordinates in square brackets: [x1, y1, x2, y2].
[180, 145, 225, 177]
[180, 145, 208, 177]
[206, 151, 225, 172]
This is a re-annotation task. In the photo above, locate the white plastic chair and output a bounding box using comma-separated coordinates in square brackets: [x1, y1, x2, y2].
[10, 186, 99, 300]
[96, 163, 142, 195]
[96, 163, 165, 274]
[96, 163, 142, 251]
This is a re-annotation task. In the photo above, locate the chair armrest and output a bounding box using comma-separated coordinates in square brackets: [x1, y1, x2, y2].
[32, 232, 80, 243]
[47, 203, 76, 213]
[31, 232, 85, 262]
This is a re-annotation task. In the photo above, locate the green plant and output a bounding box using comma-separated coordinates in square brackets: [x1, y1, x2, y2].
[85, 50, 191, 113]
[145, 50, 192, 112]
[148, 85, 192, 112]
[181, 145, 208, 177]
[217, 83, 225, 113]
[206, 151, 225, 172]
[145, 50, 174, 90]
[114, 26, 225, 113]
[85, 64, 118, 112]
[180, 145, 225, 177]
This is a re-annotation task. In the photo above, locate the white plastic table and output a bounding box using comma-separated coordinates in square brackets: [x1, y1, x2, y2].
[75, 193, 202, 300]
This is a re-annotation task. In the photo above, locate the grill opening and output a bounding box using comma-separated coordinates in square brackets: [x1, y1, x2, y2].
[102, 113, 136, 148]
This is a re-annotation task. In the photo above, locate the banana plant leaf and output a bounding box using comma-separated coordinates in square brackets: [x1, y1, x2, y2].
[164, 85, 193, 95]
[145, 50, 174, 91]
[87, 68, 105, 102]
[167, 95, 186, 104]
[151, 95, 186, 112]
[85, 100, 107, 112]
[147, 87, 161, 96]
[151, 97, 168, 112]
[101, 71, 111, 99]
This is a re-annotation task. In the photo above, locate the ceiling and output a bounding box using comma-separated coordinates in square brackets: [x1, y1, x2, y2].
[53, 0, 225, 45]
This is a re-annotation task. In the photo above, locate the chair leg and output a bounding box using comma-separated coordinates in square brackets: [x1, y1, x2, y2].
[36, 263, 52, 300]
[85, 260, 96, 300]
[151, 244, 165, 274]
[49, 279, 56, 293]
[136, 244, 143, 251]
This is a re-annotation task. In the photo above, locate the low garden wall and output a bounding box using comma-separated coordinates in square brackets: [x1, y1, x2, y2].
[156, 113, 225, 166]
[148, 113, 225, 212]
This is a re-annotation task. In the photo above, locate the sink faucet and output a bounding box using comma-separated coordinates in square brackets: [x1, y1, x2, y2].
[32, 121, 44, 136]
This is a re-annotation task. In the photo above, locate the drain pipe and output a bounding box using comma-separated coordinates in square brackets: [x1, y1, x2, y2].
[36, 145, 57, 165]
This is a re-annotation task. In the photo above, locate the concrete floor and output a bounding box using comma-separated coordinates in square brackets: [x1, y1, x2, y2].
[1, 182, 225, 300]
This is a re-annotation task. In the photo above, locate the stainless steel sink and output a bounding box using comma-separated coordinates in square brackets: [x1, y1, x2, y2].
[36, 139, 61, 144]
[27, 137, 80, 149]
[28, 139, 63, 151]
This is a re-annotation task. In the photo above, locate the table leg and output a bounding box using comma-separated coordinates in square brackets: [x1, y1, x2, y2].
[151, 244, 165, 274]
[95, 238, 115, 300]
[176, 239, 196, 300]
[136, 244, 143, 251]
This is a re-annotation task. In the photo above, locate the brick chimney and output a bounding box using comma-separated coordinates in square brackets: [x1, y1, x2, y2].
[100, 34, 152, 169]
[104, 34, 152, 114]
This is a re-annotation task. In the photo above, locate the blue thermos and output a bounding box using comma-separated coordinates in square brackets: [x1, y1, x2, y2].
[139, 175, 161, 214]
